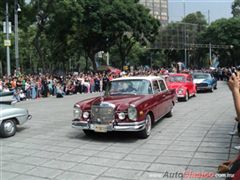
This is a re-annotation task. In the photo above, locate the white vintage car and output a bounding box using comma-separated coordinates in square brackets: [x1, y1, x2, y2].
[0, 92, 32, 138]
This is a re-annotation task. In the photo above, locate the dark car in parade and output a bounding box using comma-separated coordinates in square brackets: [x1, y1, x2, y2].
[72, 76, 177, 138]
[193, 73, 217, 92]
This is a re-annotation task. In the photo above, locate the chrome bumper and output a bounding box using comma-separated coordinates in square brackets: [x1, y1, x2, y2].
[177, 94, 185, 98]
[196, 86, 211, 90]
[72, 120, 146, 132]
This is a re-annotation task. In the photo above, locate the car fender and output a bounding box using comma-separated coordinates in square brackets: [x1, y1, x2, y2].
[0, 107, 29, 125]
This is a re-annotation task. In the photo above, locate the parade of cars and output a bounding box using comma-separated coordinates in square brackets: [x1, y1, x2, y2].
[0, 72, 217, 139]
[72, 76, 177, 138]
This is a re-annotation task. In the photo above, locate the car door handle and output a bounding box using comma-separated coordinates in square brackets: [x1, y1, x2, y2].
[162, 94, 166, 98]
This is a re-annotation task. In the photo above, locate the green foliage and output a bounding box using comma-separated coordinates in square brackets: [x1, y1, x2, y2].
[202, 17, 240, 66]
[115, 2, 160, 69]
[1, 1, 239, 74]
[182, 11, 207, 26]
[232, 0, 240, 17]
[0, 0, 160, 74]
[154, 11, 208, 68]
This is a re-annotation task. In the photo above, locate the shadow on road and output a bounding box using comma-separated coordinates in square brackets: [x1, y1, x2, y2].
[69, 131, 141, 143]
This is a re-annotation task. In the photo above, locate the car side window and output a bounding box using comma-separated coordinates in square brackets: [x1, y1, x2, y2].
[152, 80, 160, 94]
[140, 80, 153, 94]
[159, 80, 167, 91]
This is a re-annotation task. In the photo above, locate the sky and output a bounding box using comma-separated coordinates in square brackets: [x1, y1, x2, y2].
[168, 0, 233, 23]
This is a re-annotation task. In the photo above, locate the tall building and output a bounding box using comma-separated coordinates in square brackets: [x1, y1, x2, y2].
[139, 0, 168, 25]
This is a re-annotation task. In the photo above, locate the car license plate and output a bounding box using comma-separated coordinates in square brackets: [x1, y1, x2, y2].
[94, 125, 108, 133]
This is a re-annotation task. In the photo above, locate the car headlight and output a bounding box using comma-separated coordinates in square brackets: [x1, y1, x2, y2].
[118, 112, 126, 120]
[73, 106, 82, 119]
[178, 88, 183, 94]
[83, 111, 90, 119]
[128, 105, 137, 121]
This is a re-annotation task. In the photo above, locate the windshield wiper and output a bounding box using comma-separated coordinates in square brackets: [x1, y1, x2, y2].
[120, 92, 137, 95]
[109, 92, 124, 96]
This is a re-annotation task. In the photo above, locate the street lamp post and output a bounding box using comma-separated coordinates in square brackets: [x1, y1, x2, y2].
[5, 0, 11, 76]
[14, 0, 20, 71]
[183, 1, 187, 68]
[209, 43, 212, 66]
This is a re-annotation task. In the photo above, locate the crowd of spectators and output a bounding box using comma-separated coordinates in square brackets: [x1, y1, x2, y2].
[0, 66, 236, 102]
[0, 72, 117, 101]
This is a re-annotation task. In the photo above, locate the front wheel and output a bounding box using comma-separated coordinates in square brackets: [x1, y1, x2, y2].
[138, 114, 152, 139]
[192, 91, 196, 97]
[184, 91, 189, 101]
[0, 119, 17, 138]
[210, 86, 214, 92]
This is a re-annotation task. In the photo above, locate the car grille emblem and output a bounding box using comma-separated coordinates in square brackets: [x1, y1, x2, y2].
[97, 118, 102, 123]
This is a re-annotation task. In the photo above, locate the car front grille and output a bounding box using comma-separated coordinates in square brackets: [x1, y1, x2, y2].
[91, 105, 114, 124]
[197, 83, 208, 87]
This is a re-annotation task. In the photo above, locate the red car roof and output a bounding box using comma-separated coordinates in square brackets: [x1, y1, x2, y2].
[169, 73, 190, 77]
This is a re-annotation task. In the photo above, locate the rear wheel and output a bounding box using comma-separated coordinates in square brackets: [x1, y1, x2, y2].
[0, 119, 17, 138]
[165, 109, 173, 118]
[138, 114, 152, 139]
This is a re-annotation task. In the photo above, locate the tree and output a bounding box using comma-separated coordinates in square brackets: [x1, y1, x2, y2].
[16, 0, 84, 72]
[202, 18, 240, 66]
[182, 11, 207, 26]
[115, 3, 160, 69]
[74, 0, 159, 71]
[75, 0, 122, 71]
[182, 12, 208, 67]
[153, 12, 207, 68]
[44, 0, 84, 71]
[232, 0, 240, 17]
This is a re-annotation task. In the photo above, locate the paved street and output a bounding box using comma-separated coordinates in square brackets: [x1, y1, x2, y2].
[0, 81, 239, 180]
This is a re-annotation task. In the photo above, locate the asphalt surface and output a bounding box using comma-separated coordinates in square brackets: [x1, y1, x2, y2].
[0, 81, 239, 180]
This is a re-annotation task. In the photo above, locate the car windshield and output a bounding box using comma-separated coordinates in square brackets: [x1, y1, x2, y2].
[193, 74, 211, 79]
[169, 76, 185, 82]
[106, 79, 152, 95]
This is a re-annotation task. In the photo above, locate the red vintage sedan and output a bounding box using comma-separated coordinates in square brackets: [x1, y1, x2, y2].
[167, 73, 196, 101]
[72, 76, 176, 138]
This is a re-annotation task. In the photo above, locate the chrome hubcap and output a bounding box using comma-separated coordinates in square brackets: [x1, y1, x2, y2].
[4, 121, 14, 134]
[145, 115, 152, 135]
